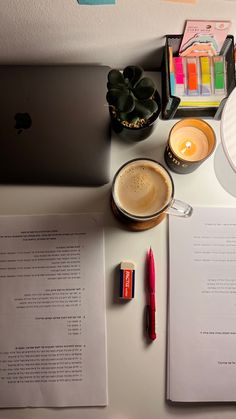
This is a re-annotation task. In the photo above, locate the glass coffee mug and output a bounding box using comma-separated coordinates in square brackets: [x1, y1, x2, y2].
[111, 158, 192, 231]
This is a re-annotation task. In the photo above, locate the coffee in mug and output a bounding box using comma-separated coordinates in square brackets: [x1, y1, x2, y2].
[111, 158, 192, 231]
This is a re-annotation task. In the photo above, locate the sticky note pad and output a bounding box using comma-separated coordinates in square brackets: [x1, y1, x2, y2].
[163, 0, 196, 3]
[188, 63, 197, 74]
[202, 74, 211, 84]
[214, 60, 224, 74]
[188, 75, 197, 90]
[78, 0, 115, 4]
[213, 56, 225, 94]
[187, 58, 199, 95]
[215, 73, 225, 89]
[200, 57, 211, 95]
[200, 57, 210, 74]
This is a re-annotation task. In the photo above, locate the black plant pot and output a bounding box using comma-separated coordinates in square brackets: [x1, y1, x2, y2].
[109, 91, 161, 142]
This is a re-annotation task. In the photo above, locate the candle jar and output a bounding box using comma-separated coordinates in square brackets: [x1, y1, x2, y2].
[164, 118, 216, 174]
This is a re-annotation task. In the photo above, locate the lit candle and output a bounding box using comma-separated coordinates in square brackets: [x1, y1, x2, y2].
[165, 118, 216, 174]
[170, 126, 209, 161]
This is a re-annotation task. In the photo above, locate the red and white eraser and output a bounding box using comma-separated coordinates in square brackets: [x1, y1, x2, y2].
[119, 261, 135, 300]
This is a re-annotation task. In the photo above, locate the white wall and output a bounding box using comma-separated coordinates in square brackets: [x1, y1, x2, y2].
[0, 0, 235, 69]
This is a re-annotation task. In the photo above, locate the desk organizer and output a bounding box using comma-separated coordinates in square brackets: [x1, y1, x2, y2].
[161, 35, 236, 120]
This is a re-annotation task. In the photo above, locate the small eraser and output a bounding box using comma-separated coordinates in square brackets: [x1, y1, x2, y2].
[119, 261, 135, 299]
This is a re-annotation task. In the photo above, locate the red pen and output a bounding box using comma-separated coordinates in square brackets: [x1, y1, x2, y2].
[147, 247, 156, 341]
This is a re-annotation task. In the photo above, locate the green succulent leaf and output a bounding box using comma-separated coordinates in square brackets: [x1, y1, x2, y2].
[123, 65, 143, 87]
[120, 111, 139, 124]
[135, 99, 158, 119]
[106, 89, 120, 106]
[134, 77, 156, 100]
[106, 88, 130, 106]
[119, 112, 129, 122]
[107, 82, 129, 92]
[116, 92, 135, 113]
[108, 69, 125, 86]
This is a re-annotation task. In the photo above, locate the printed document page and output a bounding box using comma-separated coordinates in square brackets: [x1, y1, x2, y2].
[0, 213, 107, 407]
[168, 207, 236, 402]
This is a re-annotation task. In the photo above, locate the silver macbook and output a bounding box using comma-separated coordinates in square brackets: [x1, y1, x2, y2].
[0, 65, 111, 185]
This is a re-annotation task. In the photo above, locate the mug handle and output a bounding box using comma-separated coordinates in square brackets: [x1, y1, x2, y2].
[165, 199, 193, 218]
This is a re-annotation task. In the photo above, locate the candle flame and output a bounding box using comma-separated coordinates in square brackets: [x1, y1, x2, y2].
[181, 140, 194, 155]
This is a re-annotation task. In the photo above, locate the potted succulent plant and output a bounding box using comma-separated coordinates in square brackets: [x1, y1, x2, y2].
[106, 65, 161, 141]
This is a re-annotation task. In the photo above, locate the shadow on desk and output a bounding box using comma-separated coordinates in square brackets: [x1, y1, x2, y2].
[214, 144, 236, 198]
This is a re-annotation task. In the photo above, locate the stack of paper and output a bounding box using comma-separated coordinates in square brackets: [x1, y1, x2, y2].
[168, 207, 236, 402]
[0, 213, 107, 407]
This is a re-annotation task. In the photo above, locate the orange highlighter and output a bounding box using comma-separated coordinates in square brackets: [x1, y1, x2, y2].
[187, 57, 199, 95]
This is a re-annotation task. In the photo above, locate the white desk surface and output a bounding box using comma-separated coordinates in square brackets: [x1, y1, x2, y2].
[1, 88, 236, 419]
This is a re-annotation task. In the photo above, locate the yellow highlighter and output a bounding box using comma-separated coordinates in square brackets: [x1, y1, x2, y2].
[200, 57, 211, 96]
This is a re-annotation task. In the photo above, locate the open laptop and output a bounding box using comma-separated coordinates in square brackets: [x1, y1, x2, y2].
[0, 65, 111, 185]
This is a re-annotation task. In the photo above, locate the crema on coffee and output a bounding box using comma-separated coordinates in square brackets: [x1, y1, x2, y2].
[113, 160, 173, 218]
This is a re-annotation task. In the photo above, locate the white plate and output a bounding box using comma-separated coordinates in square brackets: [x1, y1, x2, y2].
[221, 87, 236, 173]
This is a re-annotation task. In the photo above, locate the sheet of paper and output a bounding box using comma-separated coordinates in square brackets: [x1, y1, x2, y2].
[0, 213, 107, 407]
[168, 207, 236, 402]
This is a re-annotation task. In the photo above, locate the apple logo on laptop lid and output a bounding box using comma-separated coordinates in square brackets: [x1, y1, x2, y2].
[14, 113, 32, 134]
